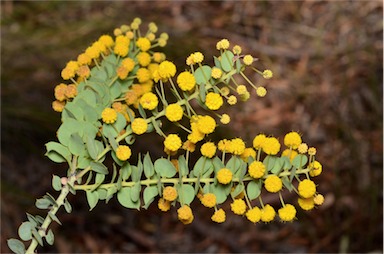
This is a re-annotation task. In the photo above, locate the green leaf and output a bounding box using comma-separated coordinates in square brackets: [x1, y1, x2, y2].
[212, 183, 230, 204]
[212, 156, 225, 173]
[86, 190, 99, 211]
[91, 173, 105, 191]
[7, 239, 25, 254]
[138, 104, 147, 118]
[45, 142, 71, 163]
[64, 199, 72, 213]
[68, 133, 85, 156]
[194, 65, 212, 85]
[18, 221, 32, 241]
[193, 157, 212, 177]
[281, 156, 292, 170]
[97, 188, 107, 200]
[77, 156, 92, 169]
[63, 101, 85, 121]
[52, 175, 62, 191]
[26, 214, 38, 227]
[57, 119, 83, 147]
[130, 183, 141, 203]
[45, 229, 54, 245]
[178, 155, 189, 177]
[292, 154, 308, 169]
[31, 228, 44, 246]
[120, 163, 132, 180]
[199, 82, 206, 102]
[113, 113, 126, 134]
[117, 187, 140, 209]
[86, 136, 98, 160]
[35, 198, 51, 209]
[48, 212, 62, 225]
[106, 185, 117, 203]
[143, 153, 154, 178]
[226, 155, 242, 174]
[235, 58, 242, 73]
[220, 50, 234, 72]
[282, 176, 294, 191]
[213, 56, 221, 69]
[110, 80, 122, 100]
[247, 180, 262, 200]
[231, 183, 244, 198]
[271, 157, 283, 174]
[90, 161, 108, 174]
[179, 184, 195, 205]
[154, 158, 177, 178]
[263, 155, 277, 172]
[143, 186, 158, 209]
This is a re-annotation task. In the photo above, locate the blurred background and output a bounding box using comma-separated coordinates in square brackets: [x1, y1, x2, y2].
[1, 1, 383, 253]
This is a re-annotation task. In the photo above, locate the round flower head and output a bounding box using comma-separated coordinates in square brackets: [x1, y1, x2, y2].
[177, 205, 194, 225]
[230, 138, 246, 155]
[165, 103, 184, 122]
[54, 83, 67, 101]
[136, 68, 151, 83]
[192, 52, 204, 63]
[114, 35, 130, 57]
[102, 108, 118, 124]
[243, 55, 254, 65]
[52, 100, 65, 112]
[162, 186, 178, 202]
[240, 147, 256, 161]
[116, 145, 131, 161]
[201, 193, 216, 208]
[227, 95, 237, 105]
[131, 118, 148, 135]
[220, 87, 230, 96]
[262, 69, 273, 79]
[197, 115, 216, 134]
[140, 92, 158, 110]
[298, 143, 308, 154]
[200, 142, 217, 158]
[298, 197, 314, 211]
[205, 92, 223, 110]
[314, 194, 325, 205]
[217, 168, 233, 185]
[264, 175, 283, 193]
[158, 198, 171, 212]
[122, 57, 135, 72]
[85, 45, 100, 60]
[187, 130, 204, 144]
[231, 199, 247, 215]
[216, 39, 230, 50]
[98, 34, 114, 48]
[309, 160, 322, 177]
[261, 204, 276, 223]
[158, 60, 176, 80]
[256, 87, 267, 97]
[148, 22, 158, 33]
[182, 140, 196, 152]
[262, 137, 281, 155]
[298, 179, 316, 198]
[308, 147, 317, 156]
[246, 207, 261, 223]
[232, 45, 242, 54]
[211, 208, 226, 223]
[211, 67, 223, 79]
[117, 66, 129, 80]
[220, 114, 230, 124]
[164, 134, 182, 152]
[284, 131, 302, 149]
[278, 204, 296, 222]
[248, 161, 266, 179]
[236, 85, 248, 95]
[218, 139, 231, 152]
[176, 71, 196, 91]
[77, 53, 92, 66]
[137, 52, 151, 67]
[253, 134, 266, 149]
[282, 149, 298, 162]
[136, 37, 151, 52]
[65, 84, 77, 99]
[240, 91, 250, 101]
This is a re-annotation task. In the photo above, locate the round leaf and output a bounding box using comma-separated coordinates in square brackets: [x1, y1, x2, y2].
[18, 222, 32, 241]
[194, 65, 212, 85]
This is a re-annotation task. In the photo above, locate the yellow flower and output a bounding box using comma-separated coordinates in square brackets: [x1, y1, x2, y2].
[256, 87, 267, 97]
[177, 205, 194, 224]
[114, 35, 130, 57]
[164, 134, 182, 152]
[298, 143, 308, 154]
[176, 71, 196, 91]
[136, 68, 151, 83]
[220, 114, 230, 124]
[77, 53, 92, 66]
[52, 100, 65, 112]
[197, 115, 216, 134]
[187, 130, 204, 144]
[85, 45, 100, 59]
[216, 39, 230, 50]
[54, 83, 67, 101]
[236, 85, 247, 95]
[314, 194, 325, 205]
[137, 52, 151, 67]
[121, 57, 135, 72]
[278, 204, 296, 222]
[211, 208, 226, 223]
[262, 69, 273, 79]
[262, 137, 281, 155]
[298, 197, 314, 211]
[139, 92, 158, 110]
[117, 66, 129, 80]
[165, 103, 184, 122]
[308, 147, 317, 156]
[243, 54, 254, 65]
[230, 138, 245, 155]
[101, 108, 118, 124]
[261, 204, 276, 223]
[248, 161, 265, 179]
[136, 37, 151, 51]
[158, 60, 176, 80]
[264, 175, 283, 193]
[98, 34, 114, 48]
[231, 199, 247, 215]
[253, 134, 266, 149]
[182, 140, 196, 152]
[217, 168, 232, 184]
[309, 161, 323, 177]
[240, 91, 250, 101]
[205, 92, 223, 110]
[298, 179, 316, 198]
[284, 131, 302, 149]
[131, 118, 147, 135]
[211, 67, 223, 79]
[116, 145, 131, 161]
[148, 22, 158, 33]
[227, 95, 237, 105]
[282, 149, 298, 162]
[200, 142, 217, 158]
[201, 193, 216, 208]
[232, 45, 242, 54]
[218, 139, 232, 152]
[240, 148, 256, 162]
[163, 186, 178, 202]
[246, 207, 261, 223]
[65, 84, 77, 99]
[152, 52, 165, 63]
[158, 198, 171, 212]
[192, 52, 204, 63]
[61, 67, 76, 80]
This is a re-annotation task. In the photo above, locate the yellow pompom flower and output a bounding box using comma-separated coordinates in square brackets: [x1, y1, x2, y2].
[136, 68, 151, 83]
[187, 130, 204, 144]
[256, 87, 267, 97]
[262, 137, 281, 155]
[136, 37, 151, 52]
[248, 161, 266, 179]
[117, 66, 129, 80]
[240, 147, 256, 161]
[52, 100, 65, 112]
[278, 204, 296, 222]
[246, 207, 261, 223]
[211, 208, 226, 223]
[231, 199, 247, 215]
[261, 204, 276, 223]
[200, 142, 217, 158]
[192, 52, 204, 63]
[165, 103, 184, 122]
[164, 134, 182, 152]
[77, 65, 90, 79]
[298, 197, 314, 211]
[152, 52, 165, 63]
[236, 85, 248, 95]
[243, 54, 254, 65]
[298, 143, 308, 154]
[211, 67, 223, 79]
[116, 145, 132, 161]
[176, 71, 196, 91]
[98, 34, 114, 48]
[216, 39, 230, 50]
[131, 118, 147, 135]
[85, 45, 100, 59]
[232, 45, 242, 54]
[205, 92, 223, 110]
[61, 67, 76, 80]
[121, 57, 135, 72]
[201, 193, 216, 208]
[227, 95, 237, 105]
[77, 53, 92, 66]
[139, 92, 158, 110]
[137, 52, 151, 67]
[158, 60, 176, 80]
[264, 175, 283, 193]
[284, 131, 302, 149]
[308, 147, 317, 156]
[101, 108, 118, 124]
[197, 115, 216, 134]
[177, 205, 194, 225]
[114, 35, 130, 57]
[162, 186, 178, 202]
[158, 198, 171, 212]
[253, 134, 266, 149]
[230, 138, 246, 155]
[298, 179, 316, 198]
[54, 83, 67, 101]
[314, 194, 325, 205]
[262, 69, 273, 79]
[65, 84, 77, 99]
[217, 168, 232, 184]
[220, 87, 230, 96]
[282, 149, 298, 162]
[309, 160, 322, 177]
[220, 114, 230, 124]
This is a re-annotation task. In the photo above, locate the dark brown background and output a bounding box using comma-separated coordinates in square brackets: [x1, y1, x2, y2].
[1, 1, 383, 253]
